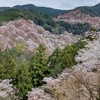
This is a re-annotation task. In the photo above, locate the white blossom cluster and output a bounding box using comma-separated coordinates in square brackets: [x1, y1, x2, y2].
[0, 79, 17, 100]
[27, 88, 52, 100]
[75, 32, 100, 72]
[27, 31, 100, 100]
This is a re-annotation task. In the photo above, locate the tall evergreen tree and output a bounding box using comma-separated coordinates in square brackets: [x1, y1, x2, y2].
[17, 62, 32, 99]
[3, 49, 17, 82]
[47, 47, 62, 68]
[47, 47, 62, 77]
[61, 45, 76, 68]
[0, 64, 5, 80]
[0, 49, 3, 64]
[29, 44, 48, 86]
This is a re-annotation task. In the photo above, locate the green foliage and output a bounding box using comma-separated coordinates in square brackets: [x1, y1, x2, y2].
[75, 39, 86, 49]
[58, 21, 91, 35]
[0, 38, 86, 99]
[17, 62, 32, 99]
[53, 24, 65, 34]
[16, 43, 25, 56]
[47, 47, 62, 77]
[90, 27, 97, 32]
[47, 39, 85, 77]
[86, 35, 94, 41]
[0, 64, 5, 80]
[0, 8, 56, 32]
[29, 44, 48, 86]
[43, 24, 53, 32]
[0, 9, 23, 23]
[77, 3, 100, 17]
[2, 49, 17, 82]
[0, 8, 91, 35]
[13, 4, 66, 17]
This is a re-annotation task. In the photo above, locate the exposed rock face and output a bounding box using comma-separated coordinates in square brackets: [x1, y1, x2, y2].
[54, 10, 100, 28]
[0, 19, 78, 54]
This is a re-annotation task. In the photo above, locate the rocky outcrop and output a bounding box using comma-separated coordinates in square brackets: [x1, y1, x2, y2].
[54, 10, 100, 28]
[0, 19, 78, 54]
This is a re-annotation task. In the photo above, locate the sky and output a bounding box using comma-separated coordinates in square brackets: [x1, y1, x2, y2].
[0, 0, 100, 10]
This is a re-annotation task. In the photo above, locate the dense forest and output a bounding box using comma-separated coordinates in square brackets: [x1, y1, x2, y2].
[77, 3, 100, 16]
[0, 2, 100, 100]
[0, 39, 85, 99]
[0, 8, 91, 35]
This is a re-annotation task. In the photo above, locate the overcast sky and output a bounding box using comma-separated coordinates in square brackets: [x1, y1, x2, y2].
[0, 0, 100, 10]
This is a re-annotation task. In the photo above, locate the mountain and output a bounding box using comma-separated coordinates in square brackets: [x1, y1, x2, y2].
[0, 7, 10, 12]
[54, 3, 100, 29]
[0, 8, 58, 33]
[1, 3, 100, 35]
[27, 30, 100, 100]
[0, 19, 78, 54]
[13, 4, 66, 17]
[0, 8, 91, 35]
[0, 4, 66, 17]
[77, 3, 100, 16]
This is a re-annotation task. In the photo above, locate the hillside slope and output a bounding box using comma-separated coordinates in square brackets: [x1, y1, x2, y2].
[27, 31, 100, 100]
[54, 9, 100, 29]
[13, 4, 66, 17]
[54, 3, 100, 29]
[74, 31, 100, 72]
[0, 19, 78, 54]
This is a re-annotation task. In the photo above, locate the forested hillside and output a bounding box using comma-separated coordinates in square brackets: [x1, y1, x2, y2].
[0, 2, 100, 100]
[13, 4, 66, 17]
[0, 37, 85, 99]
[0, 8, 91, 35]
[0, 28, 99, 100]
[77, 3, 100, 16]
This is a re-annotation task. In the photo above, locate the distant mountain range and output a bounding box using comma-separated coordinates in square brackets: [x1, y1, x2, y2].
[54, 3, 100, 30]
[76, 3, 100, 16]
[0, 3, 100, 17]
[0, 3, 100, 35]
[0, 4, 66, 17]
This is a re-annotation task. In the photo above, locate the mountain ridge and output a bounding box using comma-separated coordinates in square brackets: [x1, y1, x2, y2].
[0, 4, 67, 17]
[54, 3, 100, 29]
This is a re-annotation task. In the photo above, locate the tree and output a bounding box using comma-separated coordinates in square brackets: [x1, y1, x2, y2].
[47, 47, 62, 77]
[0, 64, 5, 80]
[3, 49, 17, 83]
[65, 68, 100, 100]
[47, 47, 62, 69]
[17, 62, 32, 99]
[42, 68, 100, 100]
[0, 49, 3, 64]
[61, 45, 77, 68]
[29, 44, 48, 86]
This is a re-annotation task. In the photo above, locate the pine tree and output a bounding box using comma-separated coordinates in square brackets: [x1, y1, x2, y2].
[17, 62, 32, 99]
[0, 49, 2, 64]
[61, 45, 76, 68]
[29, 44, 48, 86]
[0, 64, 5, 80]
[47, 47, 62, 68]
[47, 47, 62, 77]
[3, 49, 17, 82]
